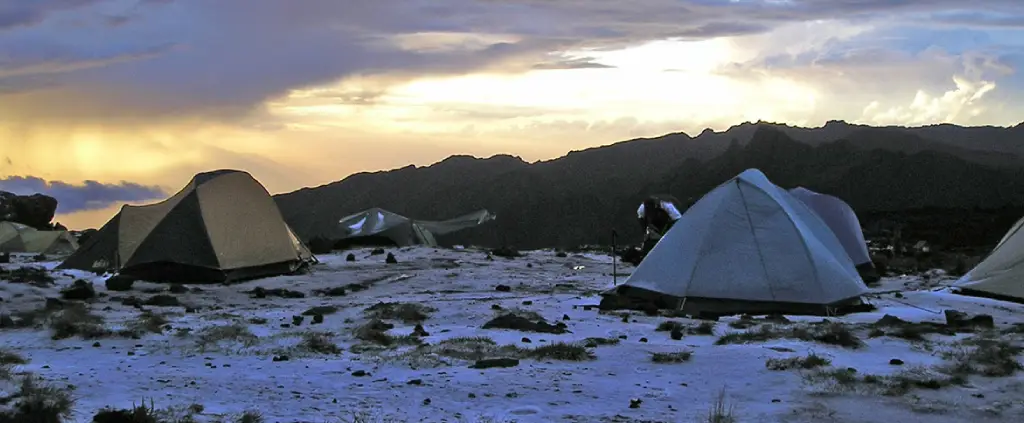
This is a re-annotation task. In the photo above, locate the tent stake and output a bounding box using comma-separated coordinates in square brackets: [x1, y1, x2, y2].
[612, 229, 618, 286]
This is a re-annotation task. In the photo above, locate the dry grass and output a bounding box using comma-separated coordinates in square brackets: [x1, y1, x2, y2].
[766, 353, 832, 371]
[0, 376, 75, 423]
[298, 331, 342, 354]
[940, 336, 1023, 377]
[91, 399, 210, 423]
[48, 303, 111, 340]
[583, 337, 621, 347]
[716, 322, 863, 349]
[527, 342, 594, 361]
[703, 388, 736, 423]
[194, 322, 259, 352]
[651, 350, 693, 363]
[0, 349, 27, 366]
[803, 366, 965, 396]
[364, 302, 437, 323]
[497, 307, 544, 321]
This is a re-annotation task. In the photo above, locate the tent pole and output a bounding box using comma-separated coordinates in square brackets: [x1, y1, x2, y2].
[612, 229, 618, 286]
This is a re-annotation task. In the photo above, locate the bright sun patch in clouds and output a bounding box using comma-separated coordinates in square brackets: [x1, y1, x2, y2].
[1, 0, 1024, 229]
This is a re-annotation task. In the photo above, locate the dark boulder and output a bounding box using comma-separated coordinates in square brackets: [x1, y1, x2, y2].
[0, 191, 58, 230]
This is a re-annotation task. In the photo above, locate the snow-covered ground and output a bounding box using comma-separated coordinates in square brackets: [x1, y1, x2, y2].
[2, 247, 1023, 423]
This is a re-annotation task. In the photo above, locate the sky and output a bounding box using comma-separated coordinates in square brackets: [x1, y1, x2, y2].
[1, 0, 1023, 229]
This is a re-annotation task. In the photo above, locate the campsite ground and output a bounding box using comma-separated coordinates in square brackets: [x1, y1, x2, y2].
[2, 248, 1024, 423]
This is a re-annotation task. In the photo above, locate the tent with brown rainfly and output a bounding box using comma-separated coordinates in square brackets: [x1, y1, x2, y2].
[0, 221, 79, 255]
[58, 170, 316, 283]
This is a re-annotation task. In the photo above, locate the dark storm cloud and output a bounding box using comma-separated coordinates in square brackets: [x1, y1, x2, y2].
[0, 175, 167, 213]
[1, 0, 1022, 121]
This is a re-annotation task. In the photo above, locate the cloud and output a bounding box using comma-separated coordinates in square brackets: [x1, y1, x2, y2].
[0, 0, 105, 30]
[0, 175, 166, 213]
[3, 0, 1022, 124]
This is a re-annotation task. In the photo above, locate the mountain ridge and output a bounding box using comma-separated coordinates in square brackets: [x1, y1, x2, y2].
[274, 121, 1024, 250]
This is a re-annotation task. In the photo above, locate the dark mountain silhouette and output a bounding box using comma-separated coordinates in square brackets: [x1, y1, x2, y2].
[274, 121, 1024, 250]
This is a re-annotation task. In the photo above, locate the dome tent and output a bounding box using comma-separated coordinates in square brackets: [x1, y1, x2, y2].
[0, 221, 79, 255]
[335, 208, 496, 248]
[58, 170, 315, 283]
[953, 216, 1024, 302]
[788, 187, 880, 283]
[611, 169, 868, 317]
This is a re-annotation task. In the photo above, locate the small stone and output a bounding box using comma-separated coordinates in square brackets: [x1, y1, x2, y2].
[639, 337, 648, 343]
[312, 314, 324, 324]
[385, 253, 398, 264]
[562, 314, 570, 321]
[495, 285, 511, 292]
[522, 300, 533, 305]
[629, 398, 642, 409]
[889, 358, 904, 366]
[346, 253, 356, 262]
[521, 337, 532, 343]
[407, 379, 423, 385]
[92, 342, 101, 348]
[352, 370, 368, 377]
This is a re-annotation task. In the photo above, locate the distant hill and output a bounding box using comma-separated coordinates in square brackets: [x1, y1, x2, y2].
[274, 121, 1024, 250]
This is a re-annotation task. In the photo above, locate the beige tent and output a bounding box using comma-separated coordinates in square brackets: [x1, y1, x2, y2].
[954, 216, 1024, 302]
[58, 170, 315, 283]
[0, 221, 79, 255]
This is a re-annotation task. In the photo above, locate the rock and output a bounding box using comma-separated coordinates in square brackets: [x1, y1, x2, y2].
[522, 300, 533, 305]
[889, 358, 904, 365]
[490, 247, 521, 258]
[346, 253, 356, 262]
[670, 327, 684, 340]
[482, 314, 568, 334]
[385, 252, 398, 264]
[0, 191, 58, 230]
[407, 379, 423, 385]
[470, 358, 519, 369]
[944, 309, 995, 330]
[45, 297, 64, 309]
[491, 304, 502, 310]
[521, 337, 532, 343]
[105, 275, 135, 291]
[562, 314, 571, 321]
[555, 251, 568, 258]
[144, 294, 180, 307]
[292, 315, 304, 326]
[422, 398, 431, 405]
[60, 280, 96, 301]
[92, 342, 101, 348]
[311, 314, 324, 324]
[412, 324, 429, 337]
[495, 285, 512, 292]
[351, 370, 368, 377]
[168, 283, 188, 294]
[526, 263, 532, 268]
[629, 398, 643, 409]
[369, 248, 386, 256]
[272, 355, 289, 362]
[639, 337, 648, 343]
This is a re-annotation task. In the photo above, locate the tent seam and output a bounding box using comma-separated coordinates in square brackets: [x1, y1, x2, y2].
[735, 180, 779, 301]
[746, 180, 823, 301]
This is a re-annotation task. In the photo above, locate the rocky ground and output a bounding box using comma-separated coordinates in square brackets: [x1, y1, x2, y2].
[1, 247, 1023, 423]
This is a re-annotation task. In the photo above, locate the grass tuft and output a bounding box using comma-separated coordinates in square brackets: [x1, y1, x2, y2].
[651, 350, 693, 363]
[765, 353, 831, 371]
[364, 302, 436, 323]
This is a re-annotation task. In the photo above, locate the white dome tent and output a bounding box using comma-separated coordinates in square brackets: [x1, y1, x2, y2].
[788, 187, 880, 283]
[612, 169, 868, 316]
[953, 216, 1024, 302]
